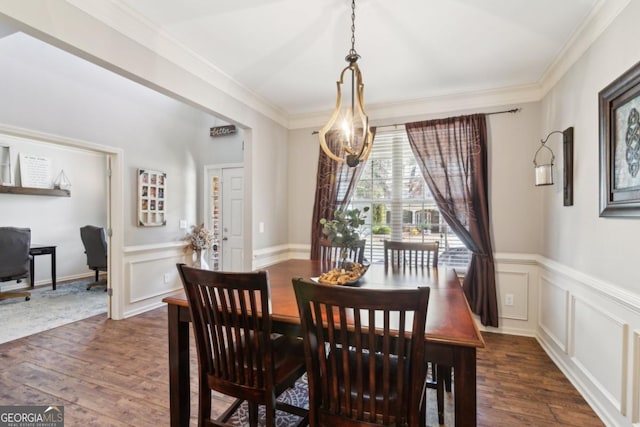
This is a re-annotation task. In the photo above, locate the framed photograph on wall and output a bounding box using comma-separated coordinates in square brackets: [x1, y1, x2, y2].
[599, 60, 640, 217]
[137, 168, 167, 226]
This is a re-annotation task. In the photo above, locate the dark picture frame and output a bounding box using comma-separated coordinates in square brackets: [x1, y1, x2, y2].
[599, 60, 640, 217]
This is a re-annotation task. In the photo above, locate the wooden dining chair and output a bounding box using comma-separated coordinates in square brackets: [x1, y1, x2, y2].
[292, 278, 431, 426]
[384, 239, 448, 424]
[319, 238, 365, 270]
[384, 240, 439, 270]
[177, 264, 308, 427]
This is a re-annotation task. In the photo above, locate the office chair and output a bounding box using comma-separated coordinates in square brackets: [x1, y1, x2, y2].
[80, 225, 108, 290]
[0, 227, 32, 302]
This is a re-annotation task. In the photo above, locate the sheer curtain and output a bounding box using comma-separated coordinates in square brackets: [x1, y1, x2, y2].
[406, 114, 498, 327]
[310, 129, 374, 260]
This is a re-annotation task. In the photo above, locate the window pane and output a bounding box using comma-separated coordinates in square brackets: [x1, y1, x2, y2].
[350, 129, 470, 269]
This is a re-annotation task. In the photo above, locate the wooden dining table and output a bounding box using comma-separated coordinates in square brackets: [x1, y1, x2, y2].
[163, 259, 485, 427]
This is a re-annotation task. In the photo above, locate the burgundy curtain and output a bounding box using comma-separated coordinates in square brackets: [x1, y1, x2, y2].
[405, 114, 498, 327]
[310, 128, 375, 260]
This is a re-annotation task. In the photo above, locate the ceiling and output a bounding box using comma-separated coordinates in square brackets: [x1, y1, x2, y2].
[56, 0, 622, 121]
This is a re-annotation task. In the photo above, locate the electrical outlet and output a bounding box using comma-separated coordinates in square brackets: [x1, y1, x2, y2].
[164, 273, 170, 284]
[505, 293, 514, 306]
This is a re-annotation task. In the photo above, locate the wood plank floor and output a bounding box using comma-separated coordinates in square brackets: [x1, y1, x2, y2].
[0, 307, 603, 426]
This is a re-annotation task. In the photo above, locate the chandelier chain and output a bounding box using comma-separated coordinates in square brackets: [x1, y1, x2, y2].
[350, 0, 356, 56]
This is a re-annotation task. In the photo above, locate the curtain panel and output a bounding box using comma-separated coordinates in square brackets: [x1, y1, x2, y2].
[310, 129, 374, 260]
[406, 114, 498, 327]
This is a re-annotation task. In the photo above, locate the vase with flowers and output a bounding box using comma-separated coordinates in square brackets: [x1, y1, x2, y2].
[320, 206, 369, 268]
[188, 223, 214, 269]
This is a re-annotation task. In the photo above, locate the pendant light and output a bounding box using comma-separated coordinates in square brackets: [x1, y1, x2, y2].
[319, 0, 373, 167]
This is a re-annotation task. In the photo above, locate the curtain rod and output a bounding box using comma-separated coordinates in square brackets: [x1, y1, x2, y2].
[310, 108, 521, 134]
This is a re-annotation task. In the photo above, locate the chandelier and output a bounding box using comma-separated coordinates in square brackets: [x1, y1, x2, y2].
[318, 0, 373, 167]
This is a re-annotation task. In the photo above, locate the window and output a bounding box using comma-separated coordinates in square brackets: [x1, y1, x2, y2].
[347, 129, 471, 267]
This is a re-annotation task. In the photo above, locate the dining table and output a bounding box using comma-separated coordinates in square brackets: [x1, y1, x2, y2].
[162, 258, 485, 427]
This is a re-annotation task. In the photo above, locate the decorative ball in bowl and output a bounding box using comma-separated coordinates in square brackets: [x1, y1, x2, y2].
[315, 262, 369, 286]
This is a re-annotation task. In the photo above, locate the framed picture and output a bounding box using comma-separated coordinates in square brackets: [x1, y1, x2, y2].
[137, 168, 167, 226]
[0, 145, 13, 186]
[599, 60, 640, 217]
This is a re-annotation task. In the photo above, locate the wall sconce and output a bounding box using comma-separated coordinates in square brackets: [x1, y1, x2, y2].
[533, 126, 574, 206]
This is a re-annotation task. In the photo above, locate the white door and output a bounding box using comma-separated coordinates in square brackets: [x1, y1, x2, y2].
[204, 165, 244, 271]
[221, 167, 244, 271]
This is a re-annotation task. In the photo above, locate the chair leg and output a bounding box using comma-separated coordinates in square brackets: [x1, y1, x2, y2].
[443, 365, 452, 392]
[436, 364, 445, 425]
[248, 402, 259, 426]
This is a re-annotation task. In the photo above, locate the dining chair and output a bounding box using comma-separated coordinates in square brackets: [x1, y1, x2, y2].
[177, 264, 308, 427]
[319, 238, 365, 270]
[0, 226, 32, 302]
[292, 278, 431, 426]
[384, 240, 439, 270]
[384, 239, 448, 424]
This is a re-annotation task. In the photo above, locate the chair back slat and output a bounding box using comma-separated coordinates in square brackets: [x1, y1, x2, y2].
[319, 238, 366, 270]
[293, 278, 430, 426]
[384, 240, 439, 270]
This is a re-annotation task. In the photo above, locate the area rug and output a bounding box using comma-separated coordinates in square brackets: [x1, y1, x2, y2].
[228, 374, 309, 426]
[0, 278, 107, 344]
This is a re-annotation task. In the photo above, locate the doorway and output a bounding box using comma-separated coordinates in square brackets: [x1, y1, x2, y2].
[204, 164, 244, 271]
[0, 125, 124, 327]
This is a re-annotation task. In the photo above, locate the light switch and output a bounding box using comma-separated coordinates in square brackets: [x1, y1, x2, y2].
[259, 222, 264, 233]
[179, 220, 187, 230]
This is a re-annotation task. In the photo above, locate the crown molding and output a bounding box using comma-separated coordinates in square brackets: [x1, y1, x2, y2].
[64, 0, 289, 128]
[539, 0, 632, 97]
[288, 83, 542, 130]
[63, 0, 631, 131]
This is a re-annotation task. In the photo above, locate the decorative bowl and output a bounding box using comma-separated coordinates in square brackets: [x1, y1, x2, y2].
[312, 262, 369, 286]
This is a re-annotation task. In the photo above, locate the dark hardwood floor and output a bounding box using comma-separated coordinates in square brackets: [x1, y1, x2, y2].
[0, 307, 603, 426]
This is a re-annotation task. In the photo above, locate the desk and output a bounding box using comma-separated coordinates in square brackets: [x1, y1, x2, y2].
[163, 259, 485, 427]
[29, 244, 57, 290]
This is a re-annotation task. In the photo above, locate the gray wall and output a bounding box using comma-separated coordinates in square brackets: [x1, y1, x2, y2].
[0, 31, 243, 281]
[539, 0, 640, 293]
[287, 103, 543, 256]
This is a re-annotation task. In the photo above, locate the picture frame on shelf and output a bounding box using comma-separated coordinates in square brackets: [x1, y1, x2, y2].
[599, 60, 640, 217]
[137, 168, 167, 226]
[0, 145, 13, 186]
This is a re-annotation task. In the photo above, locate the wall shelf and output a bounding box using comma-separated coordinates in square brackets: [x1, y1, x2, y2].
[0, 185, 70, 197]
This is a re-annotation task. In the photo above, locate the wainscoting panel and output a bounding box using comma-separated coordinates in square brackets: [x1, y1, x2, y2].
[571, 295, 628, 414]
[496, 269, 529, 320]
[122, 242, 189, 317]
[535, 258, 640, 427]
[538, 275, 569, 352]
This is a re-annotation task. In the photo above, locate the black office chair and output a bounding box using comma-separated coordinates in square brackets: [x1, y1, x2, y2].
[80, 225, 108, 290]
[0, 227, 32, 302]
